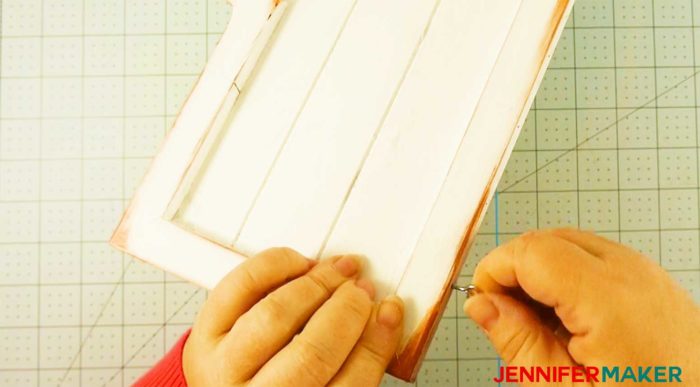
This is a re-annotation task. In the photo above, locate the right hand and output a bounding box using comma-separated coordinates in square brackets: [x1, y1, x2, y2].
[464, 229, 700, 385]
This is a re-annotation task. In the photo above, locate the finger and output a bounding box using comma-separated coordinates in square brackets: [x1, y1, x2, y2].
[472, 231, 604, 334]
[329, 296, 404, 387]
[473, 231, 601, 308]
[195, 247, 313, 338]
[251, 280, 374, 387]
[220, 255, 363, 380]
[464, 293, 577, 368]
[548, 228, 625, 258]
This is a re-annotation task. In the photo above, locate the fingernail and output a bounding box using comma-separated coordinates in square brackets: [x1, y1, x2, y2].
[464, 295, 499, 331]
[333, 255, 360, 277]
[354, 278, 375, 300]
[377, 296, 403, 328]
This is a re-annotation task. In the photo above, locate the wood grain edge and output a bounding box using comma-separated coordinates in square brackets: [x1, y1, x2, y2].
[387, 176, 494, 382]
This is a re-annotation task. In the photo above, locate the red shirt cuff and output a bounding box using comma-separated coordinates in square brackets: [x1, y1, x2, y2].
[134, 329, 191, 387]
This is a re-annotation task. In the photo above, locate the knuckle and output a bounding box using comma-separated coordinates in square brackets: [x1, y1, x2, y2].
[519, 230, 544, 244]
[263, 246, 305, 263]
[356, 340, 389, 368]
[303, 273, 334, 299]
[293, 336, 336, 385]
[336, 288, 371, 321]
[236, 266, 261, 293]
[560, 226, 580, 234]
[517, 231, 551, 256]
[550, 227, 582, 239]
[253, 295, 288, 326]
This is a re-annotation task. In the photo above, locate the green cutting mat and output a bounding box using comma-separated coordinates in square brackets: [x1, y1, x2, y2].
[0, 1, 698, 386]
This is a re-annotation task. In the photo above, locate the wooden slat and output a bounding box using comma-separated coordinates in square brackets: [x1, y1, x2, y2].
[235, 0, 440, 256]
[174, 0, 357, 244]
[320, 0, 522, 300]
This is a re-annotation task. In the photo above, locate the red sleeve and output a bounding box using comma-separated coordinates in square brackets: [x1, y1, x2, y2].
[134, 329, 191, 387]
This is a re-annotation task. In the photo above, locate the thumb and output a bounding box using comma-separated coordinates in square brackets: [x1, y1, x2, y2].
[464, 292, 576, 368]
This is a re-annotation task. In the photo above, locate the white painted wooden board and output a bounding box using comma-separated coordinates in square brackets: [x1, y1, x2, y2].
[113, 0, 573, 380]
[172, 0, 569, 344]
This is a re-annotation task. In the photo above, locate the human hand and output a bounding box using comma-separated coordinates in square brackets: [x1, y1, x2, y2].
[464, 228, 700, 385]
[183, 248, 404, 386]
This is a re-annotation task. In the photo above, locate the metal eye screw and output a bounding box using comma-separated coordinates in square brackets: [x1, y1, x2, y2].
[451, 284, 481, 298]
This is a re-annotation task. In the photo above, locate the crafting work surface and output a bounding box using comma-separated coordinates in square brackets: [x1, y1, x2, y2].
[1, 0, 699, 386]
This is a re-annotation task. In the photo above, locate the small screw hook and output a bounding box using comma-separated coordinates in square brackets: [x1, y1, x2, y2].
[451, 284, 481, 298]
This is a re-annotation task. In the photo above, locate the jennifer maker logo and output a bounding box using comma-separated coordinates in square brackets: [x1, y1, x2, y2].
[494, 366, 683, 384]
